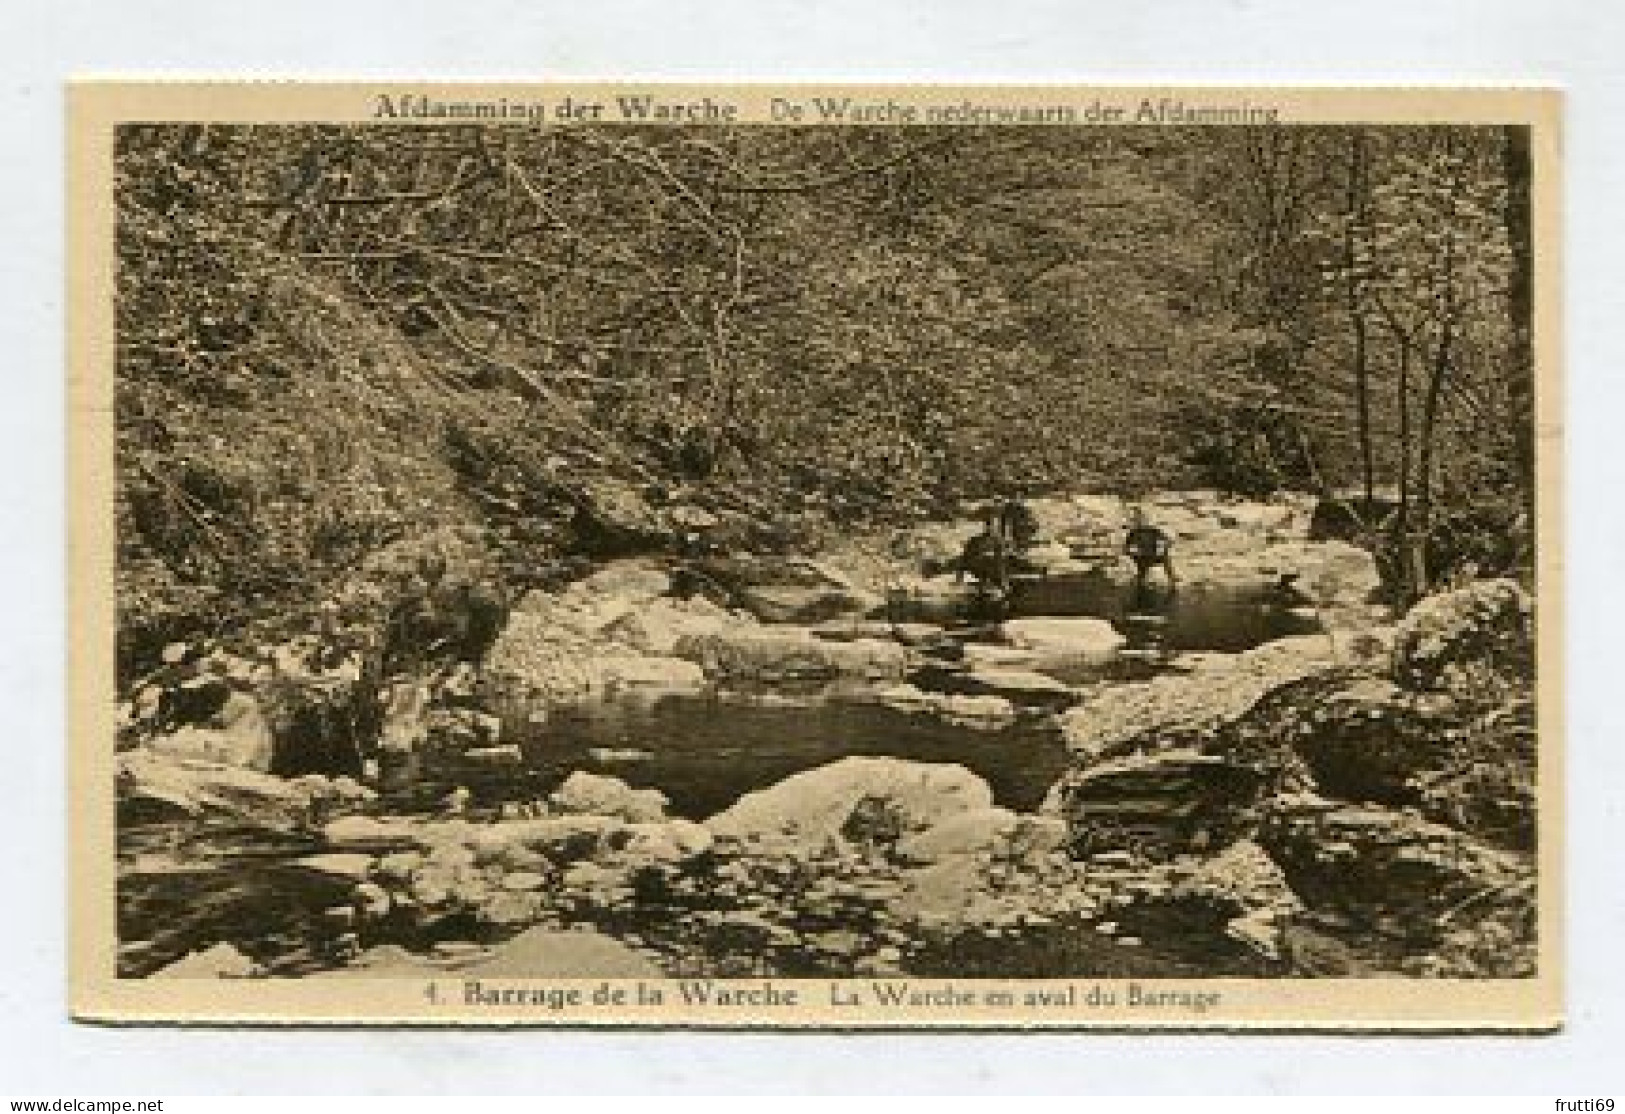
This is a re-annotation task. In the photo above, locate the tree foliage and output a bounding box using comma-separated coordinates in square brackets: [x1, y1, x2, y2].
[114, 122, 1536, 667]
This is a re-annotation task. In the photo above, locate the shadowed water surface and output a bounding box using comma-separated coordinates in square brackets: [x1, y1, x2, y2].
[514, 688, 1074, 819]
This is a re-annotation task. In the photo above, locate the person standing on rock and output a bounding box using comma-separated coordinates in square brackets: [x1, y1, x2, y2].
[1124, 506, 1177, 591]
[956, 505, 1015, 618]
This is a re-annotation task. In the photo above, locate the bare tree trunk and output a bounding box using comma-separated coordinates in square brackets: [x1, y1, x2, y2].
[1417, 166, 1460, 592]
[1502, 126, 1535, 514]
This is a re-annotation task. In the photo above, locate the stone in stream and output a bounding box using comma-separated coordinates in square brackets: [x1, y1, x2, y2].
[468, 813, 625, 863]
[706, 756, 995, 852]
[811, 619, 945, 644]
[500, 870, 549, 892]
[617, 818, 714, 864]
[912, 663, 1075, 708]
[1257, 793, 1531, 924]
[322, 814, 422, 850]
[484, 562, 737, 705]
[959, 643, 1039, 669]
[1000, 617, 1127, 667]
[1055, 632, 1347, 763]
[1389, 578, 1533, 696]
[674, 627, 908, 682]
[893, 807, 1068, 866]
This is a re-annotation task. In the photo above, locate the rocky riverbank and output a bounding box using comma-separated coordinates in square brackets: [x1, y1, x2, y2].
[115, 493, 1538, 981]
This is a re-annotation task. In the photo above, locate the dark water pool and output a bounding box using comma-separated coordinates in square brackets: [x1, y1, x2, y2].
[511, 688, 1073, 820]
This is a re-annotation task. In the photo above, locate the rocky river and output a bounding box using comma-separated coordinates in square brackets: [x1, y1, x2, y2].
[115, 491, 1539, 982]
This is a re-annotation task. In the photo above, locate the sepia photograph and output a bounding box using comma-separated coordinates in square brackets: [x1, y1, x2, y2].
[69, 84, 1560, 1026]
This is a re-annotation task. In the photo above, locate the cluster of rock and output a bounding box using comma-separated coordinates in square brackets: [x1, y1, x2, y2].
[120, 527, 511, 780]
[145, 746, 1323, 981]
[121, 487, 1537, 983]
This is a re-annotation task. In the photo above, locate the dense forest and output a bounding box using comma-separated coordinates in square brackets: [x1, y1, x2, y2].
[115, 123, 1534, 676]
[113, 122, 1542, 985]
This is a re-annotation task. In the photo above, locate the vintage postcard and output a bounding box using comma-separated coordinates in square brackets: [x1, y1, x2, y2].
[69, 82, 1562, 1028]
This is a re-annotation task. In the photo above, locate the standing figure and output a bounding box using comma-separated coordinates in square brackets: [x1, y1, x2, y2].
[998, 498, 1041, 553]
[1123, 506, 1177, 591]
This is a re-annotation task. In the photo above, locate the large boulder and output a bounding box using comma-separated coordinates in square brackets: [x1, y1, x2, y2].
[1258, 793, 1531, 926]
[1000, 617, 1127, 670]
[1277, 677, 1457, 805]
[1057, 633, 1342, 762]
[707, 757, 995, 851]
[1390, 578, 1533, 696]
[692, 556, 882, 623]
[142, 689, 275, 772]
[567, 560, 673, 606]
[674, 627, 907, 682]
[1043, 748, 1265, 858]
[117, 750, 375, 832]
[912, 663, 1076, 708]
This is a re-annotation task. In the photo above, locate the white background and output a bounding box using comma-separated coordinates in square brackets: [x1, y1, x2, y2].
[3, 0, 1622, 1095]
